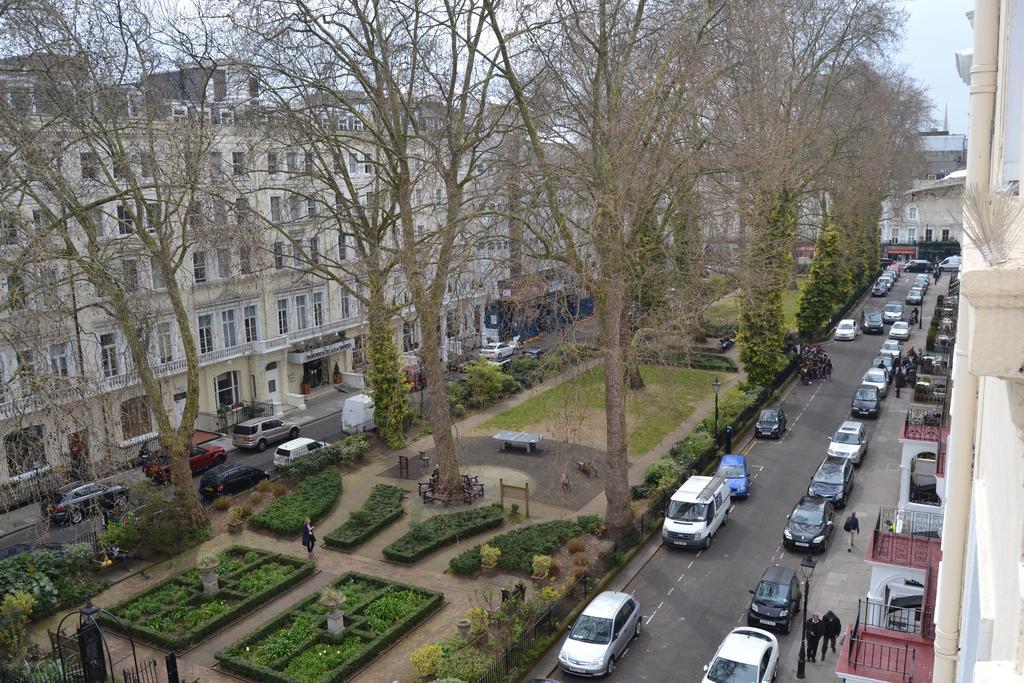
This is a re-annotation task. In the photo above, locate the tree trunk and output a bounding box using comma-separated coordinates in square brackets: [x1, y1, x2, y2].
[599, 276, 633, 533]
[418, 309, 461, 496]
[161, 430, 208, 529]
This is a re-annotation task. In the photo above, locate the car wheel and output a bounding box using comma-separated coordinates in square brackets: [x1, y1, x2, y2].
[115, 494, 127, 508]
[256, 439, 268, 451]
[70, 508, 84, 525]
[633, 618, 642, 639]
[704, 533, 713, 550]
[289, 427, 299, 438]
[783, 617, 791, 635]
[606, 656, 616, 675]
[722, 510, 730, 526]
[215, 454, 227, 467]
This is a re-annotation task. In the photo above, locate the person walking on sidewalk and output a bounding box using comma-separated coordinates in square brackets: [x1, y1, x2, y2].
[821, 611, 842, 659]
[302, 517, 316, 556]
[805, 614, 823, 663]
[844, 511, 860, 551]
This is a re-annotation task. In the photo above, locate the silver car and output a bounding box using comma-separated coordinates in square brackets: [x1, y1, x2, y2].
[231, 417, 300, 451]
[558, 591, 641, 676]
[862, 368, 889, 398]
[883, 302, 904, 323]
[828, 420, 868, 465]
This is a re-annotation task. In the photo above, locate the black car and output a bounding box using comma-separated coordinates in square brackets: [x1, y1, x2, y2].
[861, 310, 885, 334]
[783, 496, 835, 552]
[903, 259, 933, 273]
[852, 384, 881, 418]
[755, 409, 787, 439]
[747, 565, 802, 634]
[43, 481, 127, 525]
[199, 465, 270, 501]
[807, 456, 855, 508]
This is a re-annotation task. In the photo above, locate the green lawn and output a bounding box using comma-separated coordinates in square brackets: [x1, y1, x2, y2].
[705, 277, 807, 331]
[481, 365, 720, 457]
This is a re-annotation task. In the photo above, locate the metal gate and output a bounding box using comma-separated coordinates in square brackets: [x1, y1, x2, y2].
[47, 630, 86, 683]
[122, 659, 161, 683]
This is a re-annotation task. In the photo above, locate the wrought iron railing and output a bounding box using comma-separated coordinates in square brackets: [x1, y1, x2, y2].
[857, 598, 934, 639]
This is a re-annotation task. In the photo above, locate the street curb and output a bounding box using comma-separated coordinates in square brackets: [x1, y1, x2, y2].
[0, 520, 37, 542]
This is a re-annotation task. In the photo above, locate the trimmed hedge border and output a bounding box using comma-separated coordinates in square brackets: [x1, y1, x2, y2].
[215, 571, 443, 683]
[324, 485, 405, 550]
[449, 518, 584, 576]
[382, 504, 504, 563]
[251, 468, 342, 536]
[99, 547, 314, 650]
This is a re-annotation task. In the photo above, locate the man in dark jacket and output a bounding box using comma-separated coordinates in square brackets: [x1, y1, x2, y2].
[821, 611, 842, 659]
[805, 614, 823, 662]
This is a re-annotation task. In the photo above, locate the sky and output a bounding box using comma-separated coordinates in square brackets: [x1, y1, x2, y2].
[898, 0, 974, 135]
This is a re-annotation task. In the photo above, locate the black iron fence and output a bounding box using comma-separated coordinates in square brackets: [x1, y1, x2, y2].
[857, 598, 934, 639]
[194, 400, 275, 434]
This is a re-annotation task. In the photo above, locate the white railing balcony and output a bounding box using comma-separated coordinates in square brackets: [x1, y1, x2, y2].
[286, 316, 361, 343]
[198, 342, 255, 366]
[256, 336, 290, 353]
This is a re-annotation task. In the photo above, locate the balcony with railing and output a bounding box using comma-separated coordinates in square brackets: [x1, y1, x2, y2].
[868, 507, 943, 570]
[836, 613, 933, 683]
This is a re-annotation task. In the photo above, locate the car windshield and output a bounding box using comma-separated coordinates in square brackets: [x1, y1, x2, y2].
[759, 411, 778, 424]
[792, 506, 824, 525]
[706, 658, 759, 683]
[882, 342, 898, 350]
[569, 615, 612, 644]
[719, 465, 746, 478]
[667, 500, 708, 522]
[833, 430, 860, 444]
[754, 580, 790, 607]
[815, 465, 845, 485]
[233, 424, 256, 435]
[864, 371, 885, 383]
[855, 388, 877, 400]
[839, 322, 853, 329]
[874, 356, 891, 367]
[866, 314, 881, 322]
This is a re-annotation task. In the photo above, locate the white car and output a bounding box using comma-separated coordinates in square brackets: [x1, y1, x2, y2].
[834, 319, 858, 341]
[478, 342, 515, 360]
[828, 421, 868, 465]
[557, 591, 641, 676]
[889, 321, 911, 341]
[879, 339, 902, 358]
[702, 627, 779, 683]
[861, 368, 889, 398]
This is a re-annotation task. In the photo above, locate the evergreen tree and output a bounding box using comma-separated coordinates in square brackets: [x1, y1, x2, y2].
[366, 324, 410, 449]
[796, 217, 849, 339]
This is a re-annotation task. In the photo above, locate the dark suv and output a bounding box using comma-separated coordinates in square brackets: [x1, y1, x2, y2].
[861, 310, 885, 335]
[852, 384, 881, 418]
[43, 481, 127, 524]
[807, 456, 855, 508]
[747, 565, 802, 633]
[783, 496, 835, 552]
[755, 409, 787, 439]
[199, 464, 270, 501]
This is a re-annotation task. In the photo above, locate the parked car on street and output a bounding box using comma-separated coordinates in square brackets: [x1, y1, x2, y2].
[716, 454, 752, 498]
[701, 627, 779, 683]
[886, 263, 902, 278]
[851, 384, 882, 418]
[827, 420, 868, 465]
[872, 354, 894, 375]
[273, 438, 327, 468]
[905, 288, 924, 306]
[557, 591, 641, 676]
[746, 565, 802, 634]
[939, 255, 961, 272]
[914, 274, 930, 292]
[904, 259, 933, 272]
[861, 368, 889, 399]
[755, 409, 787, 439]
[879, 339, 902, 358]
[199, 464, 270, 501]
[890, 321, 911, 341]
[479, 342, 515, 360]
[862, 310, 885, 334]
[783, 496, 835, 552]
[834, 319, 858, 341]
[871, 280, 888, 297]
[807, 456, 855, 507]
[521, 346, 546, 359]
[43, 481, 127, 525]
[143, 443, 228, 483]
[878, 272, 895, 290]
[883, 302, 904, 323]
[232, 418, 300, 451]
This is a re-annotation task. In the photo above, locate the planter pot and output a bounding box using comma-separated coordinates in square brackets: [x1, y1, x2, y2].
[333, 372, 343, 384]
[456, 618, 471, 639]
[327, 608, 346, 635]
[228, 521, 243, 535]
[480, 561, 497, 571]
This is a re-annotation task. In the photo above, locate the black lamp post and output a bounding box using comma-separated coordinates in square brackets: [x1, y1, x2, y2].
[712, 377, 722, 444]
[796, 553, 817, 679]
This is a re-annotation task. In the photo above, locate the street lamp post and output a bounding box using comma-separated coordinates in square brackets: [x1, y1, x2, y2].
[796, 553, 817, 679]
[712, 377, 722, 445]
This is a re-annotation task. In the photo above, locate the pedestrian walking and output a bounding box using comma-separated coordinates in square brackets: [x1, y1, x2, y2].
[895, 367, 905, 398]
[844, 511, 860, 551]
[805, 613, 823, 662]
[825, 360, 833, 379]
[302, 517, 316, 555]
[821, 611, 842, 659]
[934, 267, 940, 284]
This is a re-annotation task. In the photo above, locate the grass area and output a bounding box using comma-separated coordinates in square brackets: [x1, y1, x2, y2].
[705, 276, 807, 331]
[481, 365, 720, 457]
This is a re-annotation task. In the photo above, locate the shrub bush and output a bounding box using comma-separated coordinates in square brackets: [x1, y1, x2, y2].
[435, 645, 492, 682]
[411, 643, 443, 678]
[575, 514, 604, 535]
[507, 358, 543, 388]
[101, 481, 205, 559]
[0, 591, 35, 659]
[383, 505, 504, 563]
[250, 469, 342, 536]
[276, 434, 370, 478]
[480, 544, 501, 567]
[256, 480, 273, 493]
[271, 483, 288, 498]
[449, 519, 582, 575]
[212, 496, 231, 511]
[567, 538, 586, 554]
[324, 484, 405, 550]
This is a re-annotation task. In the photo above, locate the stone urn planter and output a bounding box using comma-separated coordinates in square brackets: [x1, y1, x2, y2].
[321, 587, 347, 635]
[227, 506, 245, 535]
[197, 556, 220, 594]
[456, 618, 472, 639]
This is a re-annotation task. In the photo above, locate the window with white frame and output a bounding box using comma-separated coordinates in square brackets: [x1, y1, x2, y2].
[340, 294, 350, 319]
[239, 246, 253, 274]
[907, 206, 918, 221]
[289, 195, 301, 221]
[362, 154, 372, 174]
[270, 196, 282, 222]
[156, 322, 173, 363]
[312, 291, 324, 326]
[49, 343, 70, 377]
[80, 152, 99, 180]
[304, 151, 314, 172]
[274, 242, 284, 269]
[0, 213, 18, 245]
[151, 257, 165, 289]
[348, 152, 359, 174]
[145, 203, 159, 232]
[215, 371, 240, 407]
[277, 298, 289, 335]
[116, 204, 133, 235]
[232, 151, 246, 176]
[307, 198, 317, 218]
[338, 234, 348, 261]
[193, 251, 207, 283]
[100, 332, 119, 378]
[286, 150, 298, 173]
[309, 236, 320, 263]
[267, 151, 279, 174]
[244, 305, 258, 342]
[941, 228, 950, 241]
[925, 228, 933, 242]
[122, 259, 140, 292]
[907, 227, 917, 242]
[210, 151, 223, 179]
[295, 294, 309, 330]
[221, 309, 238, 347]
[197, 314, 214, 354]
[216, 248, 231, 279]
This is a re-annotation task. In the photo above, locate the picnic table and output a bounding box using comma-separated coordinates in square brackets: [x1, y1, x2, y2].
[493, 431, 543, 453]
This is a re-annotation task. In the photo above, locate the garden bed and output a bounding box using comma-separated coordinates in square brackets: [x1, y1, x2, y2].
[382, 504, 504, 563]
[324, 485, 405, 550]
[448, 516, 600, 576]
[100, 547, 314, 650]
[251, 469, 342, 536]
[216, 572, 443, 683]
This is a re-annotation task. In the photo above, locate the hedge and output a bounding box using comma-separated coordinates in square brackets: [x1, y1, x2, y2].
[449, 519, 583, 576]
[0, 544, 105, 618]
[100, 547, 314, 650]
[251, 469, 342, 536]
[382, 504, 504, 563]
[215, 572, 443, 683]
[325, 485, 406, 550]
[277, 434, 370, 478]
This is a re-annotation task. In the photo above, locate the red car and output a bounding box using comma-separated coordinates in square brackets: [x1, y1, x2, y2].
[143, 444, 228, 483]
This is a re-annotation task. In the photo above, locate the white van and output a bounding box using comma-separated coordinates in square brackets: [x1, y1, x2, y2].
[938, 255, 961, 272]
[273, 438, 327, 468]
[662, 475, 732, 550]
[341, 394, 376, 433]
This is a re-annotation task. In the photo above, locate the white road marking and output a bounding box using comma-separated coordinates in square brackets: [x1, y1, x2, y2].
[678, 573, 685, 582]
[646, 611, 658, 624]
[688, 561, 694, 569]
[667, 587, 674, 596]
[657, 601, 664, 610]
